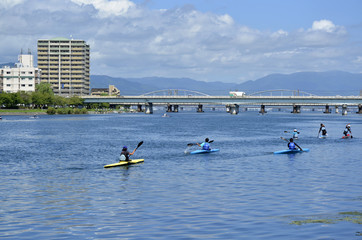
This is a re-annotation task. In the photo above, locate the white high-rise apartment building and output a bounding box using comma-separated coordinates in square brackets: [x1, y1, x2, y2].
[37, 37, 90, 96]
[0, 50, 41, 93]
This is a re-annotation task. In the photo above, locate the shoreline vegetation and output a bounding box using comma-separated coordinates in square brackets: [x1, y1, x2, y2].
[0, 83, 123, 116]
[0, 108, 138, 115]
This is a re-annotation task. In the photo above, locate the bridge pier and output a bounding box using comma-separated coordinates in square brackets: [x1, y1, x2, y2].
[323, 105, 331, 114]
[335, 106, 339, 114]
[291, 105, 301, 114]
[145, 103, 153, 114]
[342, 104, 348, 115]
[197, 104, 204, 112]
[166, 104, 179, 112]
[230, 104, 239, 115]
[259, 105, 267, 114]
[356, 104, 362, 114]
[137, 104, 143, 112]
[166, 104, 173, 112]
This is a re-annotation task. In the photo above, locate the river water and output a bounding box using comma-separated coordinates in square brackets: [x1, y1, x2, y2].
[0, 110, 361, 239]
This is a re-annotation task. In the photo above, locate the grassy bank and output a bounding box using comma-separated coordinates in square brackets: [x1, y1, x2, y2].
[0, 109, 47, 115]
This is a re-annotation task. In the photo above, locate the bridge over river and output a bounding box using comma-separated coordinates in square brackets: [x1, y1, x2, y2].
[83, 89, 362, 115]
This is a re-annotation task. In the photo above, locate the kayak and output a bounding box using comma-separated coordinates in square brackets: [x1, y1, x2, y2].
[319, 134, 328, 139]
[273, 148, 309, 154]
[342, 134, 352, 139]
[190, 149, 219, 154]
[104, 159, 144, 168]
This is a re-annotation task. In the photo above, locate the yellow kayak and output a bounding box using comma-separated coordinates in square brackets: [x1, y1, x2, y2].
[104, 159, 144, 168]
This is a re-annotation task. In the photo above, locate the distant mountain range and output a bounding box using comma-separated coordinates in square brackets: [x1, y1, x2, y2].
[0, 62, 15, 68]
[91, 71, 362, 96]
[1, 61, 361, 96]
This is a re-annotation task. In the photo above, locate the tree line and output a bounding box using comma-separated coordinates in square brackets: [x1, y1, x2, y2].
[0, 83, 85, 109]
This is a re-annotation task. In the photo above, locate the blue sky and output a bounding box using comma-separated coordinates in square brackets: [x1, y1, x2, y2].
[0, 0, 362, 83]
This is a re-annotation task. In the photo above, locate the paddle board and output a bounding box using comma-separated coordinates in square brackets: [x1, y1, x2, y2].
[273, 148, 309, 154]
[190, 149, 219, 154]
[104, 159, 144, 168]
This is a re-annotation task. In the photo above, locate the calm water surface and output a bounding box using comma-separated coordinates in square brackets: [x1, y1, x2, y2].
[0, 110, 361, 239]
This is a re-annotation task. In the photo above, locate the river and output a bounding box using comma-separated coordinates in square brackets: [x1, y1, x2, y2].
[0, 110, 361, 239]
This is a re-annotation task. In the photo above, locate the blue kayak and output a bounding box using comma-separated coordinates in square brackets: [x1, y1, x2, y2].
[190, 149, 220, 154]
[273, 148, 309, 154]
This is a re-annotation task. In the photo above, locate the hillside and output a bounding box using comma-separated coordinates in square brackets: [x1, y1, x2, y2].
[91, 71, 362, 96]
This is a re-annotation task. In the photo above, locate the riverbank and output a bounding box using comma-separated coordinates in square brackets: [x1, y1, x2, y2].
[0, 110, 47, 115]
[0, 109, 137, 116]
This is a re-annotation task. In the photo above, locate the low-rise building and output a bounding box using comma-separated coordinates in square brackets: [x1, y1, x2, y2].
[0, 50, 41, 93]
[91, 85, 120, 96]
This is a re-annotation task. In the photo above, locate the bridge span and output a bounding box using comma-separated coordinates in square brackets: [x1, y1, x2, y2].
[83, 94, 362, 115]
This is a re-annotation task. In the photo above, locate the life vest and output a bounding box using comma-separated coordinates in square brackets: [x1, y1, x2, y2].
[202, 142, 210, 150]
[288, 142, 296, 149]
[321, 127, 327, 135]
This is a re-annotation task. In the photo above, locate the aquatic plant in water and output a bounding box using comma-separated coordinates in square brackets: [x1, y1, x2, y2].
[290, 211, 362, 225]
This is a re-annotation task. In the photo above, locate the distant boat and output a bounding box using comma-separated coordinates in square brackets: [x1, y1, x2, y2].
[162, 113, 170, 117]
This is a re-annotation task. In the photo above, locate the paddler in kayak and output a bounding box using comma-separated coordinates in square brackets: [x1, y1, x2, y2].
[292, 129, 300, 139]
[120, 146, 136, 162]
[318, 123, 327, 136]
[197, 138, 211, 150]
[343, 124, 353, 138]
[288, 138, 302, 150]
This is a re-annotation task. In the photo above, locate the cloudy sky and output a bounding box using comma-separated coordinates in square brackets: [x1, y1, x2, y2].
[1, 0, 361, 83]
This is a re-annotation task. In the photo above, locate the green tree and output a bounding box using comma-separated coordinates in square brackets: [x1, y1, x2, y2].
[0, 93, 11, 108]
[68, 96, 84, 107]
[19, 91, 32, 107]
[53, 95, 67, 107]
[10, 92, 23, 108]
[31, 83, 55, 108]
[36, 83, 54, 95]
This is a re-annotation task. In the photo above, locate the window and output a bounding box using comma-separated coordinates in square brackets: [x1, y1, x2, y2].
[29, 84, 33, 87]
[6, 84, 11, 87]
[21, 84, 26, 87]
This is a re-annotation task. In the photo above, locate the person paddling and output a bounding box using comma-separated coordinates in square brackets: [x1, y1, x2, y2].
[119, 141, 143, 162]
[292, 129, 300, 139]
[343, 124, 353, 138]
[120, 146, 136, 162]
[197, 138, 211, 150]
[288, 138, 302, 151]
[318, 123, 327, 136]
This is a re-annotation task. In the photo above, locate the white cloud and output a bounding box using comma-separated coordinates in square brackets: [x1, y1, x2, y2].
[0, 1, 359, 83]
[0, 0, 24, 9]
[71, 0, 136, 17]
[311, 19, 336, 32]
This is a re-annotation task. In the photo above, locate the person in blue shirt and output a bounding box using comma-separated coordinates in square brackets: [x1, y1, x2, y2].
[288, 138, 301, 150]
[292, 129, 300, 139]
[197, 138, 211, 150]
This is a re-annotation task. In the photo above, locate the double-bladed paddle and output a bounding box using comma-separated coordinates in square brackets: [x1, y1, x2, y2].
[187, 139, 214, 146]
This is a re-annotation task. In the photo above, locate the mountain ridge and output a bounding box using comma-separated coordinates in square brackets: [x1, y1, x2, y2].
[91, 71, 362, 96]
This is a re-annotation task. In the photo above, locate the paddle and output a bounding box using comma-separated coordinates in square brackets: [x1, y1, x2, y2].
[134, 141, 143, 151]
[187, 139, 214, 146]
[280, 137, 303, 151]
